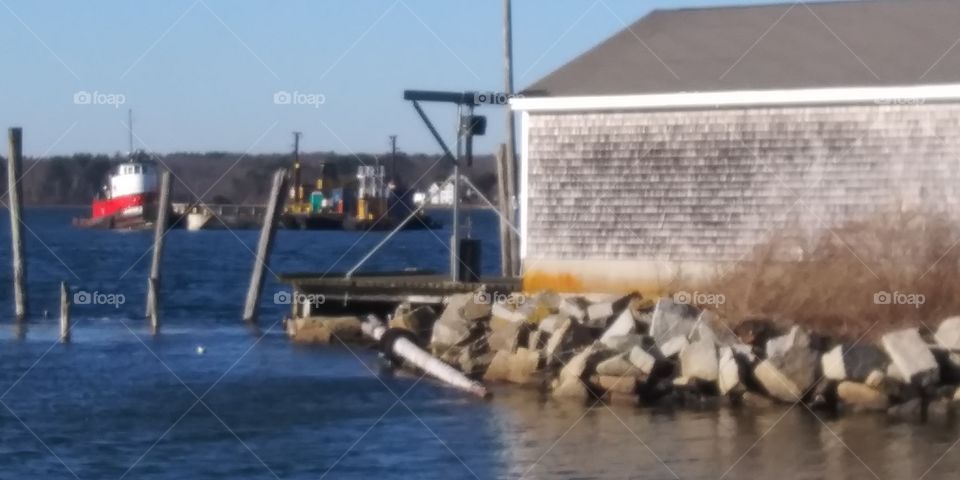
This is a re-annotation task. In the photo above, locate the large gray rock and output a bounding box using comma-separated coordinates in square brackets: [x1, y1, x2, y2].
[837, 381, 889, 412]
[600, 334, 645, 353]
[627, 345, 658, 375]
[718, 346, 743, 395]
[689, 310, 738, 346]
[821, 344, 888, 382]
[586, 301, 616, 328]
[482, 348, 539, 385]
[595, 353, 641, 377]
[543, 318, 592, 366]
[487, 315, 523, 353]
[491, 302, 526, 323]
[659, 335, 689, 358]
[538, 314, 564, 334]
[881, 329, 940, 387]
[558, 346, 598, 384]
[649, 298, 700, 346]
[680, 338, 719, 382]
[766, 326, 801, 359]
[599, 309, 637, 343]
[558, 297, 587, 323]
[754, 360, 803, 403]
[389, 304, 435, 339]
[431, 293, 483, 350]
[594, 374, 638, 396]
[934, 316, 960, 350]
[935, 317, 960, 378]
[755, 327, 818, 402]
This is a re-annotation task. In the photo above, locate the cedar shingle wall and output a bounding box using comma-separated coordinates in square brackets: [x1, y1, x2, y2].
[526, 103, 960, 263]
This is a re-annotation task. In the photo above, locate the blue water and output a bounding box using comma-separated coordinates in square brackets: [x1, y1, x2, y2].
[0, 208, 959, 479]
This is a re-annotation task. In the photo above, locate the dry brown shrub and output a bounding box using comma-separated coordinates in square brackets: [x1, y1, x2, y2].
[708, 210, 960, 341]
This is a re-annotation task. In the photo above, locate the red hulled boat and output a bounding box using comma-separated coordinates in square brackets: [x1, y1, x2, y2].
[74, 156, 161, 229]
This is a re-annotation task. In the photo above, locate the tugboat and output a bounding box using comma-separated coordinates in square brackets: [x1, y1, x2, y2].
[73, 155, 161, 229]
[73, 111, 166, 230]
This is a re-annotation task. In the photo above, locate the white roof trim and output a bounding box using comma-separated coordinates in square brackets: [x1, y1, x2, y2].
[510, 83, 960, 112]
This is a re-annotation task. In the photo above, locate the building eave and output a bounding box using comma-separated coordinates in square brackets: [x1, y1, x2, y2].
[510, 83, 960, 113]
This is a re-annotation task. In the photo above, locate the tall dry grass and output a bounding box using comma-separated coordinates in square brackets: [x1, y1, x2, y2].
[708, 210, 960, 341]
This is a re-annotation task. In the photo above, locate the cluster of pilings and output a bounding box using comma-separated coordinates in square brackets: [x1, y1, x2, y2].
[3, 127, 290, 341]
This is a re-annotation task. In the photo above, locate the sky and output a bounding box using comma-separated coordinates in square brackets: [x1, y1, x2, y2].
[0, 0, 788, 157]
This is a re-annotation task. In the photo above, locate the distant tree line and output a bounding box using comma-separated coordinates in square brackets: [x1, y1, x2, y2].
[0, 151, 500, 206]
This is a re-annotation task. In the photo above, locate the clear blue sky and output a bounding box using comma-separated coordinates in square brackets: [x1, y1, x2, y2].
[0, 0, 783, 157]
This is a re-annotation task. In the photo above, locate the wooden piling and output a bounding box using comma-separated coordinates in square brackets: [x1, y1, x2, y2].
[59, 281, 70, 343]
[495, 143, 514, 277]
[7, 127, 27, 323]
[145, 170, 172, 325]
[502, 0, 520, 277]
[147, 277, 159, 334]
[242, 169, 287, 324]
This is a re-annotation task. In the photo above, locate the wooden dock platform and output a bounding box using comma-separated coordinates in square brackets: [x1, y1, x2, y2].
[279, 270, 520, 316]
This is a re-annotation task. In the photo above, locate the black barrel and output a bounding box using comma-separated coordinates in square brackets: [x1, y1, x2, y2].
[457, 239, 482, 282]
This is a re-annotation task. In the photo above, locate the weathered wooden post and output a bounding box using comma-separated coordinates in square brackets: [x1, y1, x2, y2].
[7, 127, 27, 323]
[145, 170, 172, 330]
[242, 169, 287, 325]
[496, 143, 514, 276]
[59, 281, 70, 343]
[503, 0, 520, 277]
[147, 277, 159, 334]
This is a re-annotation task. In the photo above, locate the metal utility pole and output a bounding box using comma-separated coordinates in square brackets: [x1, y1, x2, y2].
[451, 106, 463, 282]
[503, 0, 519, 277]
[389, 135, 398, 183]
[292, 131, 302, 202]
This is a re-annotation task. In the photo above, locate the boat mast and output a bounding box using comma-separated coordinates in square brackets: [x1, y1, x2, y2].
[128, 109, 134, 160]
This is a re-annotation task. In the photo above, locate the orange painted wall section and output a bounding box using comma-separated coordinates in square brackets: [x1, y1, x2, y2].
[521, 259, 717, 297]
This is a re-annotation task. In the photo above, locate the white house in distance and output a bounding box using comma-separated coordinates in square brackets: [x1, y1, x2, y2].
[414, 181, 455, 207]
[511, 0, 960, 295]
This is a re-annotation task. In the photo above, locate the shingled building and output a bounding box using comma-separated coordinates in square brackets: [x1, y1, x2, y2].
[511, 0, 960, 294]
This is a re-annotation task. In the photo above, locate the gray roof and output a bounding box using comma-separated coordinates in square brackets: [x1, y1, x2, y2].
[525, 0, 960, 97]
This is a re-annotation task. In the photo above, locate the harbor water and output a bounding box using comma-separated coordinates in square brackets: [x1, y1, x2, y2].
[0, 208, 958, 479]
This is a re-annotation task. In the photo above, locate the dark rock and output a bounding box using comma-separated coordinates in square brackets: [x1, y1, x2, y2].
[733, 317, 781, 353]
[822, 344, 888, 382]
[887, 398, 924, 422]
